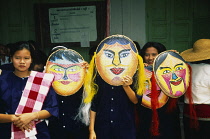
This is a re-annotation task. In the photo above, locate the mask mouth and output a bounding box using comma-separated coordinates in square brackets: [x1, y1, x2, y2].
[110, 68, 124, 75]
[59, 81, 71, 85]
[170, 78, 182, 86]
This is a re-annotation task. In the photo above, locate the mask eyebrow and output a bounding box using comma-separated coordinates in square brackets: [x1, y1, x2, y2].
[67, 65, 80, 69]
[104, 49, 115, 55]
[174, 63, 183, 68]
[118, 49, 131, 54]
[159, 66, 171, 70]
[52, 65, 70, 70]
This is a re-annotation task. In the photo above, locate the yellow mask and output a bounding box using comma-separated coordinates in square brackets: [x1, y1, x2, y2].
[154, 51, 190, 98]
[45, 49, 86, 96]
[95, 35, 138, 86]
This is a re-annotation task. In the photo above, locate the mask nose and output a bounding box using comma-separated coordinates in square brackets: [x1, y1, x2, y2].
[62, 71, 68, 80]
[112, 54, 121, 66]
[172, 72, 178, 80]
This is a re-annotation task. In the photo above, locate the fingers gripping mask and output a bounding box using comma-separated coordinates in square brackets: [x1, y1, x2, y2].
[95, 35, 138, 86]
[45, 49, 86, 96]
[141, 66, 168, 109]
[153, 51, 190, 98]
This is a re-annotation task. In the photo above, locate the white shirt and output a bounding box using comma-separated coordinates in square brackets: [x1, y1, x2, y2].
[185, 63, 210, 104]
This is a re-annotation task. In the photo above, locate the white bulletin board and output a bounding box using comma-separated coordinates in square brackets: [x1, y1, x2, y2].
[49, 6, 97, 43]
[35, 1, 106, 50]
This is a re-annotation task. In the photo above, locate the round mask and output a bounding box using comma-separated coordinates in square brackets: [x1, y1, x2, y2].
[95, 35, 138, 86]
[153, 51, 190, 98]
[45, 49, 86, 96]
[141, 66, 169, 109]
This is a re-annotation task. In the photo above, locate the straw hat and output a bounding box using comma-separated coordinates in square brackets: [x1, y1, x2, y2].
[180, 39, 210, 62]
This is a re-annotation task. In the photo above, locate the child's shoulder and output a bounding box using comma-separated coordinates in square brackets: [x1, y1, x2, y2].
[0, 70, 12, 77]
[0, 70, 13, 81]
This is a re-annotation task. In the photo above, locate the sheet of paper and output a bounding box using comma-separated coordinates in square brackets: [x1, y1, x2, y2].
[49, 6, 97, 43]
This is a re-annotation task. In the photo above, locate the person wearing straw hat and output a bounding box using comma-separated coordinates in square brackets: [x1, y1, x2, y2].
[180, 39, 210, 139]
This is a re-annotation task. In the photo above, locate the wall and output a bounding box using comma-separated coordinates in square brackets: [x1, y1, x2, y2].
[110, 0, 146, 48]
[192, 0, 210, 44]
[0, 0, 146, 61]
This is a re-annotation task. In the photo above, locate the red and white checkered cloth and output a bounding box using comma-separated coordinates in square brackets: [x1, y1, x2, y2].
[11, 71, 54, 139]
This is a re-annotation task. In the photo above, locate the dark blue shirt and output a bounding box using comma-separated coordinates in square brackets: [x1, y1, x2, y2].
[137, 101, 181, 139]
[91, 75, 140, 139]
[0, 71, 58, 139]
[48, 88, 88, 139]
[0, 63, 14, 71]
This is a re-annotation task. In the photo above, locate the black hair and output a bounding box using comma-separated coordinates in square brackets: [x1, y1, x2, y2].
[140, 42, 166, 57]
[33, 50, 47, 65]
[10, 41, 35, 70]
[133, 41, 141, 52]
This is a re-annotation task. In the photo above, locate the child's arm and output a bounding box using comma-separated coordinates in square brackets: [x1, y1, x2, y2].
[122, 75, 138, 104]
[0, 113, 18, 123]
[89, 110, 96, 139]
[13, 110, 51, 132]
[0, 113, 33, 132]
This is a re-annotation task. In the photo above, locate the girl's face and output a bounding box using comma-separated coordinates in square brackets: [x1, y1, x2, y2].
[144, 47, 159, 66]
[12, 48, 32, 72]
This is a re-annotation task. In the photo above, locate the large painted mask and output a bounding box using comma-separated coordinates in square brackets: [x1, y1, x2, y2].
[154, 51, 190, 98]
[95, 35, 138, 86]
[45, 49, 86, 96]
[141, 66, 168, 109]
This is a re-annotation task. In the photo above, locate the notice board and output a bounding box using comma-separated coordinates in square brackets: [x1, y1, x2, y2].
[34, 1, 106, 50]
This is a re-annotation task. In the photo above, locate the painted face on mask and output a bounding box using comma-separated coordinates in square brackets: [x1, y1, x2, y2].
[154, 51, 190, 98]
[95, 35, 138, 86]
[45, 49, 86, 96]
[141, 66, 168, 109]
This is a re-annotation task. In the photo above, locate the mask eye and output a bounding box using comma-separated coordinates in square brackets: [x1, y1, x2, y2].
[54, 68, 64, 72]
[67, 65, 81, 72]
[104, 51, 114, 58]
[176, 67, 183, 71]
[163, 70, 170, 74]
[51, 65, 65, 72]
[120, 52, 130, 58]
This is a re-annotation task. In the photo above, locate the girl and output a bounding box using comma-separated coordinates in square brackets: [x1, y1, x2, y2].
[137, 42, 182, 139]
[78, 35, 146, 139]
[0, 41, 58, 138]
